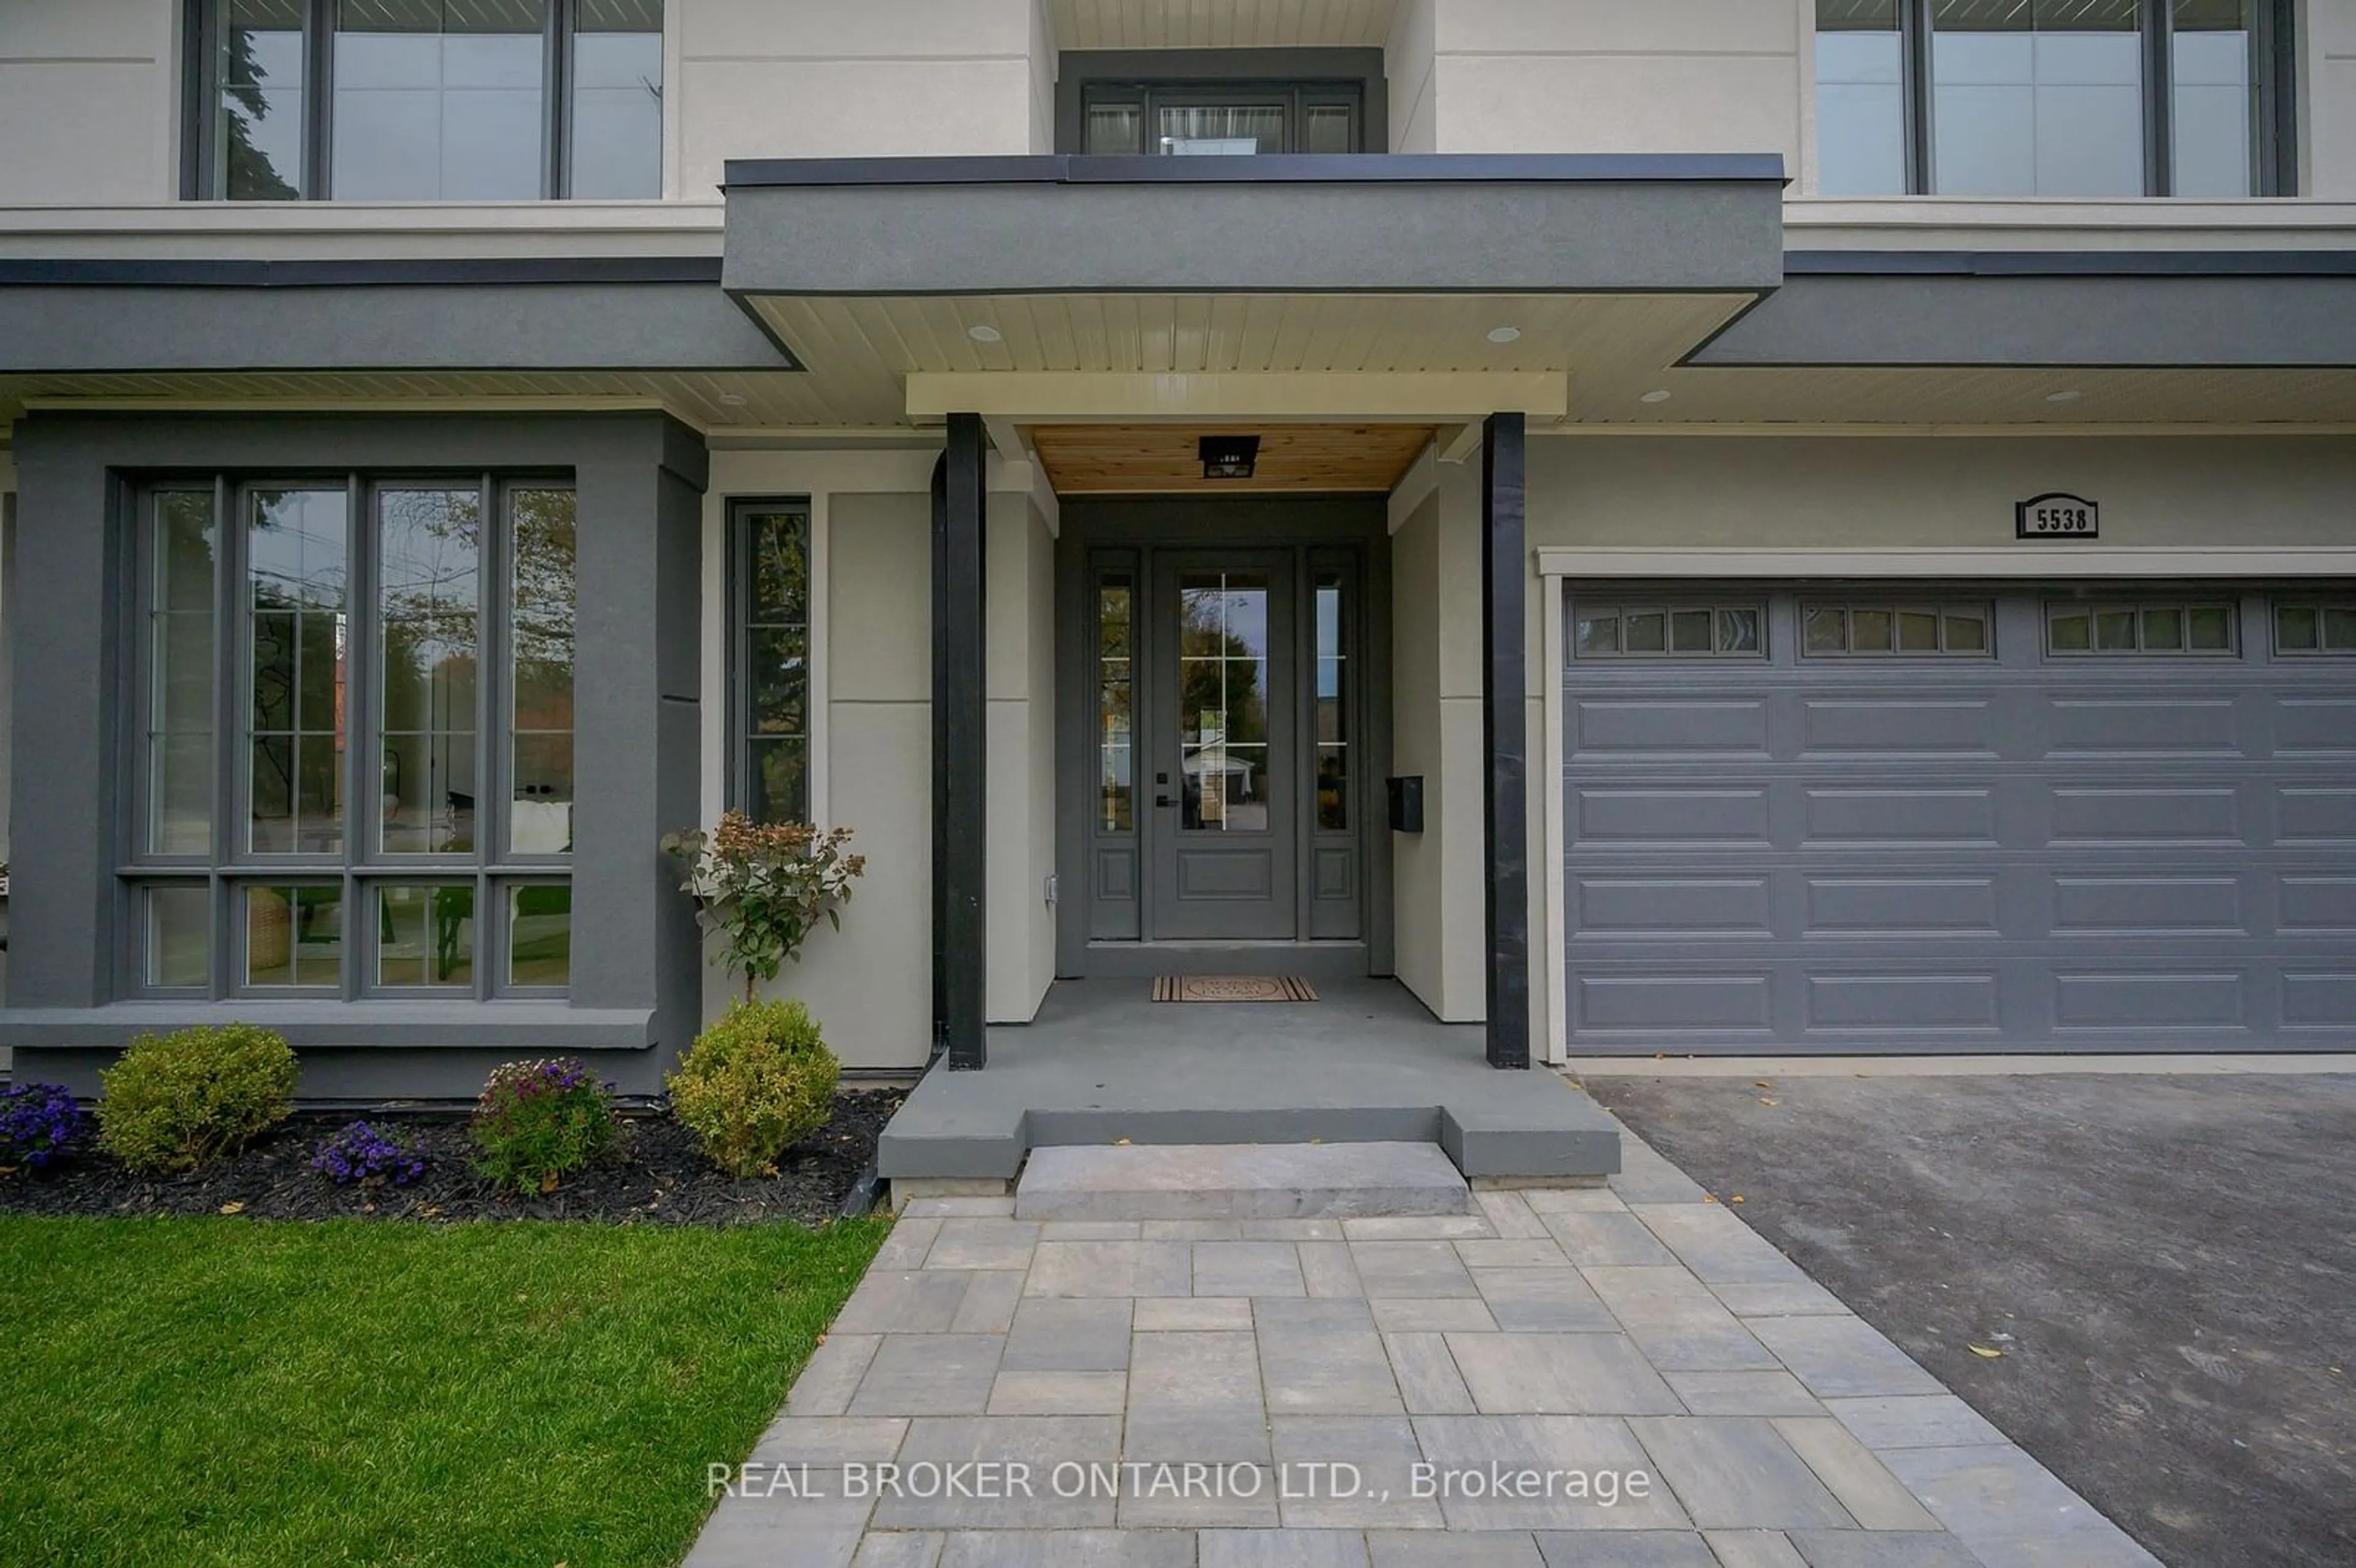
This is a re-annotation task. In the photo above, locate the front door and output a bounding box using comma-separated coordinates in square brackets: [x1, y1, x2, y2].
[1149, 552, 1298, 939]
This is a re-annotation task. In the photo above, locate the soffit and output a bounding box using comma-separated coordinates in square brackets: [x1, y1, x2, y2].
[1047, 0, 1398, 50]
[747, 291, 1750, 424]
[1567, 364, 2356, 426]
[1032, 422, 1433, 492]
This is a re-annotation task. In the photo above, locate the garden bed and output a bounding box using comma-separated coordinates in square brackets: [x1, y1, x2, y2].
[0, 1088, 902, 1226]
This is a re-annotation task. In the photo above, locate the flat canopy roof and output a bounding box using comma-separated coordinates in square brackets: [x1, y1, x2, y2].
[720, 153, 1792, 298]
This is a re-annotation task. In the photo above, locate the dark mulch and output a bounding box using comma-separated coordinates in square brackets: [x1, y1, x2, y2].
[0, 1089, 903, 1227]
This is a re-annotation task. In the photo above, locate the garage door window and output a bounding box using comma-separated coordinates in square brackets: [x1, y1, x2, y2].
[2049, 601, 2235, 655]
[1804, 603, 1991, 656]
[2274, 601, 2356, 655]
[1573, 603, 1763, 658]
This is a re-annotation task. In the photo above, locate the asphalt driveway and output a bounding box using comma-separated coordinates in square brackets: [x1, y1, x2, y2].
[1587, 1070, 2356, 1568]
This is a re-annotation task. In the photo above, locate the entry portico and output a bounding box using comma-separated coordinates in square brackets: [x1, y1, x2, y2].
[718, 152, 1791, 1102]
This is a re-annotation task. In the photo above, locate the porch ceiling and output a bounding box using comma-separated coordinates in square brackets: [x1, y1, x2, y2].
[1031, 421, 1433, 492]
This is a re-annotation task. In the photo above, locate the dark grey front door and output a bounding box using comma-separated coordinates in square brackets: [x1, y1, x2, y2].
[1150, 552, 1297, 939]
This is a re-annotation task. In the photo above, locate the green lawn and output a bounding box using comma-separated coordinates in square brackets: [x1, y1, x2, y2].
[0, 1215, 889, 1568]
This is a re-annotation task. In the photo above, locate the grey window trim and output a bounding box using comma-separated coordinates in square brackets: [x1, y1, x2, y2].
[1057, 47, 1387, 155]
[2043, 598, 2241, 658]
[1829, 0, 2295, 196]
[2271, 597, 2356, 656]
[1800, 600, 1996, 658]
[185, 0, 655, 202]
[725, 494, 814, 824]
[124, 471, 574, 1002]
[1569, 601, 1769, 661]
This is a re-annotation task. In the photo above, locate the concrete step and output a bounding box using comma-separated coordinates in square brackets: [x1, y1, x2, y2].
[1014, 1140, 1471, 1222]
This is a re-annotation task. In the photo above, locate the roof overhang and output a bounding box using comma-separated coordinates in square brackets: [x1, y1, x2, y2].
[722, 154, 1790, 299]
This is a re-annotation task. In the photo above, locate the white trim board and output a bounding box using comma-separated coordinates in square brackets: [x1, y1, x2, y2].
[1536, 547, 2356, 579]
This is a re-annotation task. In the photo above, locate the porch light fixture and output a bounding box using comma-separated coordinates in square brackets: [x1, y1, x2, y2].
[2046, 390, 2084, 403]
[966, 324, 1003, 344]
[1639, 390, 1674, 404]
[1487, 326, 1522, 344]
[1199, 434, 1261, 480]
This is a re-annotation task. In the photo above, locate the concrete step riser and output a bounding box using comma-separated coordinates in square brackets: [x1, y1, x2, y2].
[1014, 1141, 1472, 1222]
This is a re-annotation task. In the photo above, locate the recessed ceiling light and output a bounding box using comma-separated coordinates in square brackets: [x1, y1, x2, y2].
[1487, 326, 1522, 344]
[2046, 389, 2083, 403]
[716, 391, 747, 407]
[967, 323, 1003, 344]
[1639, 390, 1674, 404]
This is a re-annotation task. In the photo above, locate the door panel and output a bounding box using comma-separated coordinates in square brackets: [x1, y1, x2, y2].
[1151, 553, 1296, 939]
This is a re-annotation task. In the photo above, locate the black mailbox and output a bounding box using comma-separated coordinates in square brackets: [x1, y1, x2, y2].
[1387, 775, 1425, 834]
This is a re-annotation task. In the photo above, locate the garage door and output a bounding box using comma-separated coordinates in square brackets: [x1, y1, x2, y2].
[1561, 586, 2356, 1053]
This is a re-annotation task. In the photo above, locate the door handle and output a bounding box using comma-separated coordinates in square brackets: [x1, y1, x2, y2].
[1155, 795, 1174, 808]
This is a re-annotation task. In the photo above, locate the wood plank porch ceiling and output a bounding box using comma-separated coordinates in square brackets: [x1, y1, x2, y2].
[1031, 421, 1434, 492]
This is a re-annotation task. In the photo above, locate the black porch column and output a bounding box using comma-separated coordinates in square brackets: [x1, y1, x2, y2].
[1481, 413, 1532, 1069]
[934, 413, 988, 1069]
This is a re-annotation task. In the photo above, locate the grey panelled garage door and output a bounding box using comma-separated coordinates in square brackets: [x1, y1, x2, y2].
[1561, 587, 2356, 1054]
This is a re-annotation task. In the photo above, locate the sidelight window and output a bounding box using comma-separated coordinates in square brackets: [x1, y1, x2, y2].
[729, 500, 813, 825]
[191, 0, 664, 201]
[128, 477, 576, 998]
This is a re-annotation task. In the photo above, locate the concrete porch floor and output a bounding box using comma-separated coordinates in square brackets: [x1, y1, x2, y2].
[877, 980, 1619, 1183]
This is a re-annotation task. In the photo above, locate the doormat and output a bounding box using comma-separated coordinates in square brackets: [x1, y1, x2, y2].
[1152, 975, 1319, 1004]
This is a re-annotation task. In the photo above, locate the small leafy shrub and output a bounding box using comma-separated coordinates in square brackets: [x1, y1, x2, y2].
[472, 1057, 618, 1196]
[0, 1082, 84, 1172]
[96, 1024, 297, 1175]
[668, 999, 841, 1178]
[661, 812, 866, 1003]
[310, 1120, 426, 1188]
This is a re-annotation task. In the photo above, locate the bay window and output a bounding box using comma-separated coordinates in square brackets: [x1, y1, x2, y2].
[1814, 0, 2293, 196]
[129, 476, 576, 998]
[190, 0, 664, 201]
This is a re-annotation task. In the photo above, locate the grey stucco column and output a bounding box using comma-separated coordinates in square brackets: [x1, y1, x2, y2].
[1482, 413, 1532, 1070]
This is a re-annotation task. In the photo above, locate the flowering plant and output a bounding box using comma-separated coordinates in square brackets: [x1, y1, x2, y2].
[0, 1082, 83, 1172]
[471, 1056, 618, 1196]
[660, 812, 866, 1003]
[309, 1120, 426, 1188]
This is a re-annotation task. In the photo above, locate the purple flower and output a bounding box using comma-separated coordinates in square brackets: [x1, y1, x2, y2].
[0, 1083, 83, 1170]
[310, 1120, 426, 1188]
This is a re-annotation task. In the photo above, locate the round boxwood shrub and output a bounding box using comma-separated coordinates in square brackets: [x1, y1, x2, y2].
[96, 1024, 297, 1175]
[0, 1082, 85, 1172]
[668, 998, 840, 1179]
[472, 1057, 620, 1196]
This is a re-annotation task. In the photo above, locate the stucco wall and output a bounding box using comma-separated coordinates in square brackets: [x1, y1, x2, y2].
[1407, 0, 1806, 169]
[1388, 467, 1488, 1024]
[0, 0, 179, 204]
[985, 479, 1059, 1025]
[1524, 434, 2356, 553]
[677, 0, 1042, 194]
[698, 448, 1056, 1072]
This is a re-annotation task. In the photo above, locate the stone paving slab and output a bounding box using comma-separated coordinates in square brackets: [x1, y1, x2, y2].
[688, 1140, 2163, 1568]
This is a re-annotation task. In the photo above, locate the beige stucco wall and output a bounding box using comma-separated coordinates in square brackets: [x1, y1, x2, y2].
[1404, 0, 1806, 171]
[1525, 434, 2356, 553]
[1388, 464, 1488, 1024]
[0, 0, 179, 204]
[696, 447, 1057, 1070]
[985, 476, 1060, 1026]
[675, 0, 1044, 194]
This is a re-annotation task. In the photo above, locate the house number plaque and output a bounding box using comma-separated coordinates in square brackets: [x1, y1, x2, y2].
[2015, 493, 2099, 539]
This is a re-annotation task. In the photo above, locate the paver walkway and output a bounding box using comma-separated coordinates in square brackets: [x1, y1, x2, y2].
[688, 1132, 2162, 1567]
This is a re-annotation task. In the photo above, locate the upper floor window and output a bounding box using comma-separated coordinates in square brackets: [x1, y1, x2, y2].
[1814, 0, 2292, 197]
[193, 0, 663, 201]
[1080, 82, 1365, 155]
